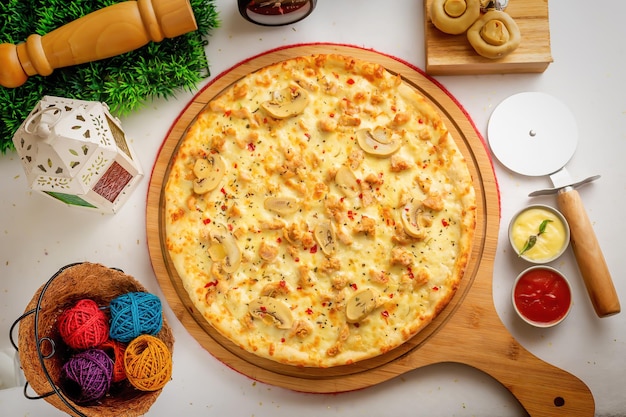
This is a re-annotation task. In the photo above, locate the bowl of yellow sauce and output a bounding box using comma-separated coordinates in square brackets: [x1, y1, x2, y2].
[508, 204, 570, 264]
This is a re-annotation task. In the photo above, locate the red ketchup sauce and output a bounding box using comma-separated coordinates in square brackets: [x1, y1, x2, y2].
[514, 267, 571, 325]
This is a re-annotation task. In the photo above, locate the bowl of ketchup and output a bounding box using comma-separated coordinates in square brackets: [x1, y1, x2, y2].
[512, 265, 572, 327]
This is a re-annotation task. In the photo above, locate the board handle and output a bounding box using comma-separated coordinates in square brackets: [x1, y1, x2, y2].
[463, 341, 595, 417]
[557, 188, 621, 317]
[0, 0, 197, 88]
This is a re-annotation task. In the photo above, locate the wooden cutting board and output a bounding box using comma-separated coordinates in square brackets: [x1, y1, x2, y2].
[146, 43, 593, 416]
[424, 0, 553, 75]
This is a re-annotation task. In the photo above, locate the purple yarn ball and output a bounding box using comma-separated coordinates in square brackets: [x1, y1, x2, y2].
[62, 349, 113, 404]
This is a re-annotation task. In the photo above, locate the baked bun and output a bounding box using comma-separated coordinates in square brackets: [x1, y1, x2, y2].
[430, 0, 481, 35]
[467, 10, 521, 59]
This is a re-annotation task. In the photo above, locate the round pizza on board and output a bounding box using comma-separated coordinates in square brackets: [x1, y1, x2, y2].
[164, 54, 476, 368]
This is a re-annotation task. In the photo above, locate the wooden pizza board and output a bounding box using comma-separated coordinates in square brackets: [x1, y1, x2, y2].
[146, 43, 593, 416]
[424, 0, 553, 75]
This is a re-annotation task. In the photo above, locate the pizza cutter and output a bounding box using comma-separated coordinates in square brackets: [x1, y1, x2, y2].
[488, 92, 620, 318]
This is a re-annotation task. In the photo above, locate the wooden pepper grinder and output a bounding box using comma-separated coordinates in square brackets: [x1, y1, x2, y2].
[0, 0, 198, 88]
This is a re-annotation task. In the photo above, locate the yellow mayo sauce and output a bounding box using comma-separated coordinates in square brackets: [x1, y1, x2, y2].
[511, 207, 568, 262]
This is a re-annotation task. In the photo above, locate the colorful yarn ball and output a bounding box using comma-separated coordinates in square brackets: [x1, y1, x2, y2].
[109, 292, 163, 343]
[61, 349, 113, 404]
[97, 339, 127, 383]
[124, 334, 172, 392]
[58, 299, 109, 350]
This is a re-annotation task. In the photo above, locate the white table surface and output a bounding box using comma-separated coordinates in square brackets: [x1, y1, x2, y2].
[1, 1, 625, 416]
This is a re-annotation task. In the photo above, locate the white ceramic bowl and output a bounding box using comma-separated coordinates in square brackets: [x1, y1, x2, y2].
[508, 204, 570, 264]
[511, 265, 572, 328]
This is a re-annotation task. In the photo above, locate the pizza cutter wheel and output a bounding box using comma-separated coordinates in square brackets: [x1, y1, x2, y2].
[488, 92, 620, 318]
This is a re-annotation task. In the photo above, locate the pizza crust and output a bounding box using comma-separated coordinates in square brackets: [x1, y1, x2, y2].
[164, 54, 476, 367]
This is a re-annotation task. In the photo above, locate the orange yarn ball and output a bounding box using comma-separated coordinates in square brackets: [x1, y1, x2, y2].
[58, 299, 109, 350]
[123, 335, 172, 392]
[98, 339, 127, 383]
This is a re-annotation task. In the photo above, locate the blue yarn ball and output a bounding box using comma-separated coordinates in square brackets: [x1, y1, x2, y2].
[109, 292, 163, 343]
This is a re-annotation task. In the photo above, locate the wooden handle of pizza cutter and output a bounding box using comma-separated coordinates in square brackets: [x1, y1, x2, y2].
[557, 188, 620, 317]
[0, 0, 197, 88]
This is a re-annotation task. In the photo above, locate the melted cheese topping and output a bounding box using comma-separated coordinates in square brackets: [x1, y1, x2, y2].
[164, 54, 476, 367]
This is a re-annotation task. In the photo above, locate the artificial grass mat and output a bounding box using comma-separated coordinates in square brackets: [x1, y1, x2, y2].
[0, 0, 219, 153]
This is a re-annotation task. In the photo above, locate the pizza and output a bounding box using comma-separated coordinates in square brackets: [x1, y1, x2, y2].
[164, 54, 476, 368]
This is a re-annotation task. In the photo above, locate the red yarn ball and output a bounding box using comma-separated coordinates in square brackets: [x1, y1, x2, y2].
[58, 299, 109, 350]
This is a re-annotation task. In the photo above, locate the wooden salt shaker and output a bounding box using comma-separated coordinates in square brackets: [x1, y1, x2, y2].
[0, 0, 197, 88]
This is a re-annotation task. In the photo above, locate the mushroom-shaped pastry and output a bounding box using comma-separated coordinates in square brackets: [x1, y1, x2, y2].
[467, 10, 521, 59]
[207, 223, 241, 273]
[193, 154, 226, 194]
[261, 86, 309, 119]
[430, 0, 481, 35]
[356, 127, 402, 157]
[249, 296, 294, 329]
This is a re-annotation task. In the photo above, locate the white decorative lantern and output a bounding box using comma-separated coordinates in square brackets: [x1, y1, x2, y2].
[12, 96, 143, 213]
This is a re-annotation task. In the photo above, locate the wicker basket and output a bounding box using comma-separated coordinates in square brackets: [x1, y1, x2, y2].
[16, 262, 174, 417]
